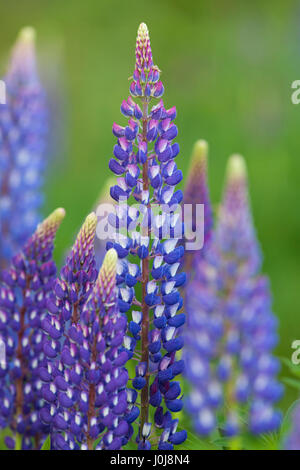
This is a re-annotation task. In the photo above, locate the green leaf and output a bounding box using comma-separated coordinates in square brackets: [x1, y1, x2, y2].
[40, 435, 51, 450]
[241, 432, 280, 450]
[277, 398, 300, 449]
[122, 439, 138, 450]
[280, 357, 300, 378]
[0, 428, 11, 450]
[177, 431, 221, 450]
[282, 377, 300, 390]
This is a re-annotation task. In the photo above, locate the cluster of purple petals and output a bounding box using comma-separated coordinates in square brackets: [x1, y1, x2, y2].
[0, 28, 47, 267]
[107, 23, 187, 449]
[39, 214, 133, 449]
[39, 213, 98, 449]
[0, 208, 64, 449]
[115, 239, 187, 449]
[184, 157, 282, 437]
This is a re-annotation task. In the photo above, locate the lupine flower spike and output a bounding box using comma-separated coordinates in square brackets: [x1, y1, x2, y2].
[0, 208, 65, 450]
[183, 141, 217, 434]
[0, 27, 47, 268]
[79, 248, 131, 450]
[40, 249, 132, 450]
[108, 23, 187, 449]
[39, 213, 98, 448]
[40, 216, 133, 449]
[183, 139, 213, 275]
[185, 154, 283, 438]
[183, 139, 214, 408]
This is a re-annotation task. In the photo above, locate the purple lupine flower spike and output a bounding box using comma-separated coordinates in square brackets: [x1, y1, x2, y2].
[0, 27, 47, 268]
[216, 155, 261, 278]
[40, 249, 131, 450]
[0, 208, 65, 450]
[185, 154, 282, 437]
[183, 141, 217, 435]
[39, 213, 99, 448]
[61, 211, 98, 323]
[82, 248, 131, 449]
[108, 23, 186, 449]
[183, 140, 213, 274]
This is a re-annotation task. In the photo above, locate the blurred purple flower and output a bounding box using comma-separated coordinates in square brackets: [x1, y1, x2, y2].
[0, 208, 65, 449]
[185, 154, 282, 437]
[183, 139, 213, 275]
[0, 28, 48, 268]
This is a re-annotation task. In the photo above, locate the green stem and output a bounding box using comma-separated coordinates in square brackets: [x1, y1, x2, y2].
[15, 432, 22, 451]
[140, 96, 150, 438]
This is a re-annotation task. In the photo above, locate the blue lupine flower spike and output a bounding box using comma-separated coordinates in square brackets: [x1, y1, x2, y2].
[183, 139, 213, 275]
[0, 27, 47, 268]
[108, 23, 187, 450]
[185, 154, 282, 439]
[0, 208, 65, 450]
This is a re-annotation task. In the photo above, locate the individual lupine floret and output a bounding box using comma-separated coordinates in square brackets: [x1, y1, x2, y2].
[0, 27, 47, 268]
[0, 208, 65, 449]
[183, 140, 213, 274]
[184, 154, 283, 438]
[40, 249, 132, 450]
[107, 23, 186, 449]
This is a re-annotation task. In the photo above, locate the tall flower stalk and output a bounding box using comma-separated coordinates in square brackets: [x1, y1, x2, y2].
[183, 140, 213, 275]
[183, 140, 218, 435]
[0, 27, 47, 268]
[40, 215, 133, 450]
[0, 208, 65, 449]
[185, 154, 282, 438]
[108, 23, 186, 449]
[40, 213, 98, 449]
[79, 248, 130, 450]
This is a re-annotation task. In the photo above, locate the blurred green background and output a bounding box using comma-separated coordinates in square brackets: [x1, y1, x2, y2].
[1, 0, 299, 413]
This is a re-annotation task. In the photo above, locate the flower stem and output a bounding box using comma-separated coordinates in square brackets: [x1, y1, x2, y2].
[140, 97, 150, 437]
[86, 336, 97, 450]
[16, 302, 25, 417]
[15, 432, 22, 451]
[15, 280, 30, 435]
